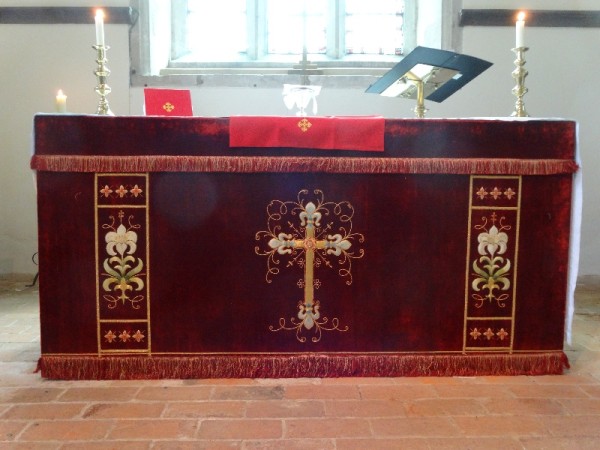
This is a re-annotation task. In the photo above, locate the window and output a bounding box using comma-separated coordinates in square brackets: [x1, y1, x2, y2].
[131, 0, 459, 81]
[173, 0, 407, 66]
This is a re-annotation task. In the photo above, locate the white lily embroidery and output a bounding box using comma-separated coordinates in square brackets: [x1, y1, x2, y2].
[105, 224, 138, 256]
[477, 225, 508, 256]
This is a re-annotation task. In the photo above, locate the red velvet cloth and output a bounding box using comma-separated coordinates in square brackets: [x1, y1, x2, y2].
[229, 116, 385, 151]
[32, 115, 577, 379]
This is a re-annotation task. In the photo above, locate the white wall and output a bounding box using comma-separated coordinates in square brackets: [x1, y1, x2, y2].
[0, 0, 130, 275]
[1, 0, 599, 276]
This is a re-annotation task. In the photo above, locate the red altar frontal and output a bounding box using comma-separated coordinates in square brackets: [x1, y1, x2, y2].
[31, 115, 578, 379]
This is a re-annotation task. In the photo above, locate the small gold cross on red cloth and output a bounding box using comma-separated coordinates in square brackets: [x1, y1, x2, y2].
[297, 118, 312, 132]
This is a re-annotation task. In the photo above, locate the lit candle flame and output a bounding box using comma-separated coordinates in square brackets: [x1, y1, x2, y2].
[515, 11, 526, 48]
[55, 90, 67, 113]
[95, 9, 105, 46]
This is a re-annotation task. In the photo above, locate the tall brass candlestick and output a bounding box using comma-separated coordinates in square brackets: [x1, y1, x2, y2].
[93, 44, 114, 115]
[511, 47, 529, 117]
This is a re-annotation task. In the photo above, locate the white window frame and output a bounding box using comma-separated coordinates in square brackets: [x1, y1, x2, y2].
[171, 0, 408, 65]
[130, 0, 461, 86]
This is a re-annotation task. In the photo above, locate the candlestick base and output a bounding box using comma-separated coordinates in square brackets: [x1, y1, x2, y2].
[93, 44, 114, 116]
[510, 47, 529, 118]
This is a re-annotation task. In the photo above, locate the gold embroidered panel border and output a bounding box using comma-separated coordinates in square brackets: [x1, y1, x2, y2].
[95, 173, 150, 355]
[463, 175, 521, 352]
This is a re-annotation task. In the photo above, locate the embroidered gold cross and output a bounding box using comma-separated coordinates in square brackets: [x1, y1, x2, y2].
[162, 102, 175, 112]
[292, 202, 327, 328]
[297, 118, 312, 132]
[257, 190, 364, 342]
[268, 202, 345, 335]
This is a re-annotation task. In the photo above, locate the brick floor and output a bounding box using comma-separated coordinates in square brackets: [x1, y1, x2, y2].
[0, 276, 599, 448]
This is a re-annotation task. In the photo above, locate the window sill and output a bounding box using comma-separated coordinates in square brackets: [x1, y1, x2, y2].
[132, 69, 388, 89]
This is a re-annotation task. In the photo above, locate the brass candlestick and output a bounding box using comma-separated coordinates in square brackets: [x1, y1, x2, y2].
[413, 78, 427, 119]
[511, 47, 529, 117]
[93, 44, 114, 115]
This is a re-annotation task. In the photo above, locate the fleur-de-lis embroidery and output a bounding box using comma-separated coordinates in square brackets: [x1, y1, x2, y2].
[104, 330, 117, 343]
[132, 330, 145, 342]
[483, 328, 495, 340]
[469, 328, 482, 340]
[104, 329, 146, 344]
[468, 327, 510, 341]
[476, 187, 488, 200]
[490, 187, 503, 199]
[100, 185, 113, 197]
[115, 185, 128, 198]
[504, 187, 516, 199]
[130, 184, 143, 197]
[119, 330, 131, 342]
[497, 328, 509, 340]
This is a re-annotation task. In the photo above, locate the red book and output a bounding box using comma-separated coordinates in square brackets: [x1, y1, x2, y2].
[144, 88, 193, 116]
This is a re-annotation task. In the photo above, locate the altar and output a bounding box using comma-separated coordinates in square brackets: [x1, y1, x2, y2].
[32, 115, 578, 379]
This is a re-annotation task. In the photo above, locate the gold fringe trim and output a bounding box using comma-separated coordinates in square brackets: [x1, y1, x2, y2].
[37, 352, 569, 380]
[31, 155, 578, 175]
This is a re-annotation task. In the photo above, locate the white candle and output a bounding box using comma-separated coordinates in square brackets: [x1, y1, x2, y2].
[55, 90, 67, 113]
[516, 12, 525, 48]
[95, 9, 105, 46]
